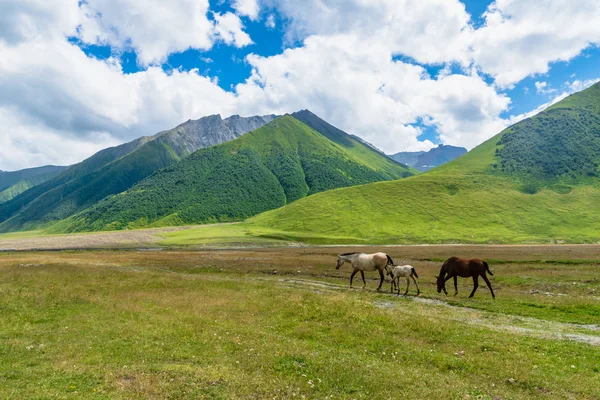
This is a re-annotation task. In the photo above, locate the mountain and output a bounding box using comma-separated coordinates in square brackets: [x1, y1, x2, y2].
[0, 165, 67, 203]
[54, 113, 416, 232]
[246, 83, 600, 244]
[391, 145, 467, 171]
[0, 114, 276, 232]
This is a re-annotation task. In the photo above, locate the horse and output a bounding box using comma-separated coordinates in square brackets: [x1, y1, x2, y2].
[385, 264, 420, 296]
[335, 252, 394, 290]
[435, 257, 495, 299]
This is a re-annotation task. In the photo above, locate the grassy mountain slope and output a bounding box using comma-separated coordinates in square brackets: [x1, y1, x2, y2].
[0, 166, 67, 203]
[56, 115, 415, 232]
[292, 110, 413, 175]
[246, 83, 600, 244]
[0, 115, 274, 233]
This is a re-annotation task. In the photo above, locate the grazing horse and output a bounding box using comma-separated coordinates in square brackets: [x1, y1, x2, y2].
[335, 252, 394, 290]
[385, 264, 420, 296]
[436, 257, 495, 299]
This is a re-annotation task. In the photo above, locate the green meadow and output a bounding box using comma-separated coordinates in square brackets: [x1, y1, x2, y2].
[0, 248, 598, 399]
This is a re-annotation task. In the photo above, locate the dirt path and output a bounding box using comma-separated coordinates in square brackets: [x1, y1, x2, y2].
[275, 277, 600, 346]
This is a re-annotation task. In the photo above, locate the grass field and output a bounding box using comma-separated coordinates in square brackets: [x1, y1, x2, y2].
[1, 246, 599, 399]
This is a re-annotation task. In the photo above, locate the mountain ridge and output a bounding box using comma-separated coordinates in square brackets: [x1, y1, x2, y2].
[52, 113, 415, 232]
[0, 114, 276, 232]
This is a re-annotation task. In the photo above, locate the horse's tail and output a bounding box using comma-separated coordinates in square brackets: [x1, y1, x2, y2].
[483, 261, 493, 276]
[411, 267, 419, 279]
[386, 254, 394, 266]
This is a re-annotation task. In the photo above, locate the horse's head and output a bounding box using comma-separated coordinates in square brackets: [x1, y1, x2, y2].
[384, 264, 394, 277]
[335, 256, 344, 270]
[435, 275, 444, 293]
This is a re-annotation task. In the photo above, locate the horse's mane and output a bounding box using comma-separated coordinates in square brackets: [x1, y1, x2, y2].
[339, 252, 360, 256]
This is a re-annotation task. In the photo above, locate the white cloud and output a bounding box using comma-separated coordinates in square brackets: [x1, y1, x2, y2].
[0, 0, 80, 44]
[567, 78, 600, 93]
[236, 34, 510, 152]
[0, 106, 119, 171]
[77, 0, 216, 65]
[534, 81, 556, 95]
[213, 12, 253, 48]
[263, 0, 473, 65]
[265, 14, 276, 29]
[232, 0, 260, 20]
[472, 0, 600, 87]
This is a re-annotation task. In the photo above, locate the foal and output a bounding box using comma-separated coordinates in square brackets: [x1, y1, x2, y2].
[335, 252, 394, 290]
[436, 257, 495, 299]
[385, 265, 420, 296]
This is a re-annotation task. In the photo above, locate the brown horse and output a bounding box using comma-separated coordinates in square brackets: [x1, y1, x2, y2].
[435, 257, 495, 299]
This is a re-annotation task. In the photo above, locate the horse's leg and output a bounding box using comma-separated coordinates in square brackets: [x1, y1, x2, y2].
[453, 275, 458, 296]
[469, 275, 479, 298]
[443, 275, 453, 295]
[350, 269, 358, 288]
[360, 271, 366, 289]
[404, 277, 409, 296]
[377, 268, 384, 291]
[390, 276, 394, 293]
[412, 275, 420, 295]
[482, 273, 495, 299]
[396, 277, 400, 295]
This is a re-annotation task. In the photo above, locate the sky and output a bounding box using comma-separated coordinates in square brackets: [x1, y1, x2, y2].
[1, 0, 599, 171]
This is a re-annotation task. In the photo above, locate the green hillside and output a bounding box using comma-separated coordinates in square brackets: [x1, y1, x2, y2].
[0, 135, 156, 231]
[0, 115, 273, 233]
[245, 83, 600, 244]
[0, 166, 67, 203]
[55, 115, 415, 232]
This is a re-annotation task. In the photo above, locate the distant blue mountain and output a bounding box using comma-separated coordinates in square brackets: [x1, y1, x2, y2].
[391, 145, 467, 171]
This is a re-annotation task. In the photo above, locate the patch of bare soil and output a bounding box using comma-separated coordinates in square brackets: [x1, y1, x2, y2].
[0, 227, 192, 251]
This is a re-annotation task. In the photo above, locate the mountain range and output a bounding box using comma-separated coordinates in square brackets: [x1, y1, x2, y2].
[55, 111, 414, 232]
[0, 110, 414, 233]
[3, 82, 600, 243]
[391, 145, 467, 171]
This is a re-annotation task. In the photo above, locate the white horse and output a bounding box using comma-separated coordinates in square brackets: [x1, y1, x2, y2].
[335, 252, 394, 290]
[385, 265, 420, 296]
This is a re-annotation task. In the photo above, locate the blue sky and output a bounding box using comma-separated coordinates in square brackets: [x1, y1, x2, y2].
[1, 0, 599, 170]
[70, 0, 599, 145]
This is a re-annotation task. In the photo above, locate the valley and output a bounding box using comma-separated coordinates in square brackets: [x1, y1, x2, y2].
[1, 245, 598, 398]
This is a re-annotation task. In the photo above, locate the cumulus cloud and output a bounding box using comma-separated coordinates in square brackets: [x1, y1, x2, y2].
[263, 0, 473, 65]
[0, 0, 80, 44]
[472, 0, 600, 87]
[77, 0, 216, 65]
[213, 12, 253, 48]
[232, 0, 260, 20]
